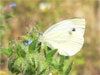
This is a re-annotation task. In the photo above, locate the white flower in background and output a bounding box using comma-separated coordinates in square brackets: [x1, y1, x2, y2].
[39, 2, 51, 13]
[48, 73, 52, 75]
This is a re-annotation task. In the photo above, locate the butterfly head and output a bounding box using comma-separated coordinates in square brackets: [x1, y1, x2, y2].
[38, 32, 43, 37]
[38, 32, 45, 43]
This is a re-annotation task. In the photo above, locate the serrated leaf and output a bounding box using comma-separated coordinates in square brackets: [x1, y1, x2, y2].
[28, 40, 37, 53]
[64, 61, 73, 75]
[46, 49, 57, 63]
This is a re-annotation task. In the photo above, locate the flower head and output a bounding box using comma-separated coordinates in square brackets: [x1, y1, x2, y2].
[25, 39, 33, 46]
[9, 3, 16, 8]
[39, 2, 51, 13]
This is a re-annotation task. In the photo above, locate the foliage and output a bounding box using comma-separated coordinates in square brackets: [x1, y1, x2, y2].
[0, 4, 4, 59]
[0, 0, 99, 75]
[1, 30, 73, 75]
[0, 3, 13, 60]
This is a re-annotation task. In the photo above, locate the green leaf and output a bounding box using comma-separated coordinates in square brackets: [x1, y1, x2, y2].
[5, 14, 12, 19]
[46, 49, 57, 63]
[39, 68, 46, 75]
[58, 56, 65, 74]
[36, 62, 40, 74]
[51, 59, 59, 69]
[32, 33, 38, 39]
[8, 58, 20, 74]
[17, 49, 26, 58]
[2, 48, 12, 57]
[64, 61, 73, 75]
[16, 45, 26, 57]
[36, 42, 41, 52]
[28, 40, 37, 53]
[14, 57, 27, 71]
[22, 36, 32, 41]
[65, 56, 69, 60]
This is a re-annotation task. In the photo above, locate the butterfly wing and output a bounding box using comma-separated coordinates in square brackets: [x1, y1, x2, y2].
[41, 18, 85, 56]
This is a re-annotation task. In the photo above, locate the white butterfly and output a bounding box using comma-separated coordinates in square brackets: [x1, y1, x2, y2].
[39, 18, 85, 56]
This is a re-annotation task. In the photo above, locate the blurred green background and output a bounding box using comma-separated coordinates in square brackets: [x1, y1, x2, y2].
[0, 0, 100, 75]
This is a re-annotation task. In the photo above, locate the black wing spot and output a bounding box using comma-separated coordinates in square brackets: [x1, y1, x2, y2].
[72, 28, 76, 31]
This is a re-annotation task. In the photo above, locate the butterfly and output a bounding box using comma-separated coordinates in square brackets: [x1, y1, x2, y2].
[39, 18, 86, 56]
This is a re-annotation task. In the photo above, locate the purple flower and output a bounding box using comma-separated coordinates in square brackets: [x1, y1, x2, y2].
[9, 3, 16, 8]
[25, 39, 33, 46]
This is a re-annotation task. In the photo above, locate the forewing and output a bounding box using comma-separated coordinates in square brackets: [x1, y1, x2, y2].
[44, 20, 73, 34]
[42, 18, 85, 56]
[44, 19, 85, 36]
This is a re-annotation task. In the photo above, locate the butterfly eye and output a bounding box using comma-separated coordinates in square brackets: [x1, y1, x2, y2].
[72, 28, 76, 31]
